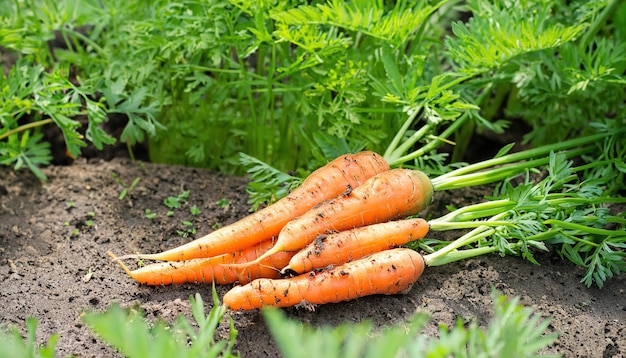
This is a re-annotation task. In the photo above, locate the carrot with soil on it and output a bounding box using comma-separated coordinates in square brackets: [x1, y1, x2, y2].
[230, 168, 434, 269]
[223, 248, 425, 310]
[227, 137, 605, 271]
[224, 133, 626, 309]
[116, 134, 608, 263]
[114, 151, 389, 262]
[108, 239, 296, 285]
[282, 218, 429, 275]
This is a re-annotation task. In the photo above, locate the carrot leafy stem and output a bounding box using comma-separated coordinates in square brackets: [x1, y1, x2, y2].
[420, 147, 626, 287]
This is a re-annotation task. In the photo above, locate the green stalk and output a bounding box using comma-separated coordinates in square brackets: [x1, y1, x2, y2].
[542, 196, 626, 206]
[423, 226, 497, 267]
[386, 122, 433, 164]
[387, 111, 471, 167]
[424, 213, 511, 265]
[60, 28, 108, 57]
[267, 43, 277, 164]
[431, 146, 592, 190]
[522, 229, 562, 243]
[434, 131, 616, 181]
[579, 0, 620, 50]
[0, 119, 54, 140]
[544, 219, 626, 237]
[416, 135, 626, 277]
[431, 199, 516, 223]
[424, 246, 499, 266]
[572, 159, 623, 173]
[383, 72, 478, 166]
[383, 107, 421, 159]
[429, 220, 516, 231]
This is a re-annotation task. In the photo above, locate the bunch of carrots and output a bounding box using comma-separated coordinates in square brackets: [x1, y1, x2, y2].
[109, 131, 625, 310]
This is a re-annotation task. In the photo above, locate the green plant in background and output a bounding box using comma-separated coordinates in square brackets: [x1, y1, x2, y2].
[177, 220, 197, 238]
[0, 318, 57, 358]
[144, 208, 157, 219]
[164, 189, 191, 209]
[236, 0, 625, 207]
[112, 173, 141, 201]
[265, 290, 559, 358]
[1, 0, 624, 187]
[83, 289, 238, 358]
[0, 61, 110, 180]
[190, 205, 202, 215]
[444, 0, 626, 154]
[0, 290, 557, 358]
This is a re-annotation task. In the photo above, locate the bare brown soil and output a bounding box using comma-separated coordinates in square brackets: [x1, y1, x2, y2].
[1, 158, 624, 357]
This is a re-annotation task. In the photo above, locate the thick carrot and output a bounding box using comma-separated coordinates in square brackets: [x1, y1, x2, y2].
[234, 168, 433, 268]
[223, 248, 425, 310]
[117, 151, 389, 261]
[282, 218, 429, 275]
[108, 239, 295, 285]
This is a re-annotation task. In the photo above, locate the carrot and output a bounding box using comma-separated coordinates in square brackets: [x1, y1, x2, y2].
[233, 168, 433, 269]
[282, 218, 429, 275]
[223, 248, 425, 310]
[108, 239, 296, 285]
[117, 151, 389, 261]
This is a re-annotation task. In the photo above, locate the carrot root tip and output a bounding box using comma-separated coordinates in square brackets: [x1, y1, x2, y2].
[107, 251, 134, 277]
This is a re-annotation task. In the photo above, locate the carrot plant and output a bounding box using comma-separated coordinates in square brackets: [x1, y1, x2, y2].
[110, 129, 625, 294]
[420, 149, 626, 288]
[213, 129, 624, 309]
[3, 0, 624, 186]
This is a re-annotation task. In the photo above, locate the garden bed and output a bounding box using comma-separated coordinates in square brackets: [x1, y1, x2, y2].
[1, 158, 624, 357]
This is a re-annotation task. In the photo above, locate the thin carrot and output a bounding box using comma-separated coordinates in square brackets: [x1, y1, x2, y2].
[232, 168, 433, 269]
[108, 239, 295, 285]
[223, 248, 425, 310]
[116, 151, 389, 261]
[281, 218, 429, 275]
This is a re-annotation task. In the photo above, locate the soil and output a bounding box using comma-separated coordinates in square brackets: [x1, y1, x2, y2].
[0, 157, 625, 358]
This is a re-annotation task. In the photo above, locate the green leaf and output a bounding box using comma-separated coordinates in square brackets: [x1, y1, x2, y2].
[0, 131, 52, 180]
[494, 143, 516, 159]
[0, 317, 57, 358]
[379, 44, 404, 98]
[264, 290, 558, 358]
[446, 0, 585, 71]
[239, 152, 301, 211]
[83, 290, 237, 358]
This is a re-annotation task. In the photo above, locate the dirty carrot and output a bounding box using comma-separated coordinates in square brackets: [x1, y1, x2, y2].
[108, 239, 296, 285]
[282, 218, 429, 275]
[117, 151, 389, 261]
[232, 168, 433, 269]
[223, 248, 425, 310]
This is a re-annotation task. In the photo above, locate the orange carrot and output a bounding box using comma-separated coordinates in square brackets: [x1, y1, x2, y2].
[282, 218, 429, 275]
[108, 239, 295, 285]
[234, 168, 433, 268]
[117, 151, 389, 261]
[223, 248, 425, 310]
